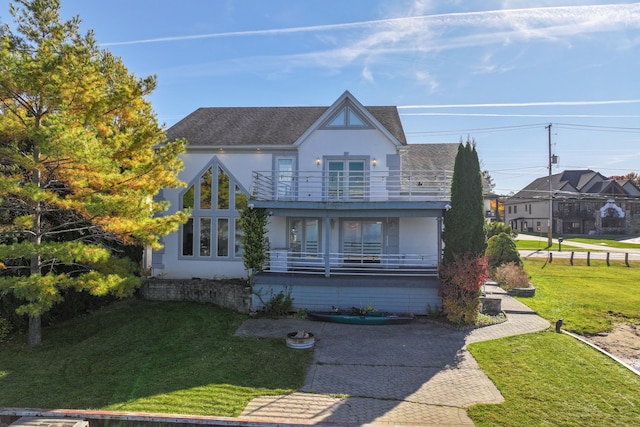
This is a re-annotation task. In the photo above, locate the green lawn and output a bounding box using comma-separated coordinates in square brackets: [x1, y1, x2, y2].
[516, 235, 640, 251]
[516, 239, 584, 252]
[520, 258, 640, 334]
[468, 331, 640, 426]
[565, 236, 640, 249]
[468, 257, 640, 426]
[0, 299, 312, 416]
[3, 261, 640, 424]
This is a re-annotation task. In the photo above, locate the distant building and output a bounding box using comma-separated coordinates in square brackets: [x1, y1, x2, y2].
[504, 170, 640, 235]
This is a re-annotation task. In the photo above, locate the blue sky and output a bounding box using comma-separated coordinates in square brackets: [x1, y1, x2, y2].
[5, 0, 640, 194]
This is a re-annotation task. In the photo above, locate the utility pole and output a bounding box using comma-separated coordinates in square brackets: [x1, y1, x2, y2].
[546, 123, 553, 248]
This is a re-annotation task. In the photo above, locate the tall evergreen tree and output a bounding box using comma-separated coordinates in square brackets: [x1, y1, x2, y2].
[0, 0, 188, 345]
[442, 139, 487, 262]
[439, 139, 488, 325]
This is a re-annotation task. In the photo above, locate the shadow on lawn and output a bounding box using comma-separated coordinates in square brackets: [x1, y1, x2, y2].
[0, 300, 311, 414]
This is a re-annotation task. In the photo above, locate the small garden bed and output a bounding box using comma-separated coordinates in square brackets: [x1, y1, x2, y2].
[507, 287, 536, 297]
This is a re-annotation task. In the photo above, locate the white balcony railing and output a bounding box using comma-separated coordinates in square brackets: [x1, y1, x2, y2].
[252, 170, 452, 202]
[266, 250, 439, 277]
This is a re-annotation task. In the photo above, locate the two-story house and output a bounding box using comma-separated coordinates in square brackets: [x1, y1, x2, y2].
[504, 170, 640, 236]
[151, 91, 458, 314]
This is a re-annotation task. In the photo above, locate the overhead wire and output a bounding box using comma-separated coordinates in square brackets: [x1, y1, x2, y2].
[400, 119, 640, 194]
[405, 123, 545, 136]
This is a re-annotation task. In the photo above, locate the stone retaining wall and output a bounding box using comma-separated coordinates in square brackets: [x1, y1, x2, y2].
[139, 279, 252, 313]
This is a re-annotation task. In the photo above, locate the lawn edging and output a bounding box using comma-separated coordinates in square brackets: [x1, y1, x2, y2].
[561, 330, 640, 376]
[0, 408, 324, 427]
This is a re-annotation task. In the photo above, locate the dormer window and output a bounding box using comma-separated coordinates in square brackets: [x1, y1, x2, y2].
[322, 104, 372, 129]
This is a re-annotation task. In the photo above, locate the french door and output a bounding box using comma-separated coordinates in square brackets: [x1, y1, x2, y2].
[327, 160, 365, 200]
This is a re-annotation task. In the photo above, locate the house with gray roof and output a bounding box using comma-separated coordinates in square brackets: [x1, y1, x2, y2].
[151, 91, 458, 314]
[504, 169, 640, 236]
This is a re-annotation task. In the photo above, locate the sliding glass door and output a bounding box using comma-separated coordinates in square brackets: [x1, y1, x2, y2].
[342, 220, 382, 262]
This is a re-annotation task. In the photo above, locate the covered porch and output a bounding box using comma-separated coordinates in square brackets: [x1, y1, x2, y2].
[257, 204, 446, 278]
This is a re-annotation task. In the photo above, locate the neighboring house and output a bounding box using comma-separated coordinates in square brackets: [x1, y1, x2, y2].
[151, 91, 458, 314]
[504, 169, 640, 236]
[484, 192, 503, 222]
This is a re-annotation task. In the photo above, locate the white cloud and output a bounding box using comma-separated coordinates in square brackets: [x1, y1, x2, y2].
[414, 70, 439, 92]
[398, 100, 640, 109]
[361, 65, 374, 82]
[109, 3, 640, 85]
[102, 4, 640, 48]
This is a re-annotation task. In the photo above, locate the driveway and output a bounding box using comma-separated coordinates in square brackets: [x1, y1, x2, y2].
[234, 287, 549, 426]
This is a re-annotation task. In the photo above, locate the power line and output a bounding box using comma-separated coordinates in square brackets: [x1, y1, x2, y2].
[555, 122, 640, 133]
[405, 122, 640, 137]
[406, 123, 545, 136]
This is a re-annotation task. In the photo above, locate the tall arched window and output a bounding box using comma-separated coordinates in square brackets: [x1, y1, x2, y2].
[180, 158, 248, 259]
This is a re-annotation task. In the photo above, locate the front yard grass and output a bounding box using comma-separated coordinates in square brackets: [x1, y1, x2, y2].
[520, 258, 640, 334]
[515, 239, 585, 252]
[468, 331, 640, 426]
[469, 257, 640, 426]
[0, 299, 312, 416]
[565, 236, 640, 249]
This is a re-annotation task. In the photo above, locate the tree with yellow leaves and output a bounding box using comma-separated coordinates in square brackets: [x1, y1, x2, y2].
[0, 0, 188, 346]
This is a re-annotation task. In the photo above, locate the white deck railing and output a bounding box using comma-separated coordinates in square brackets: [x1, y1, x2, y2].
[266, 250, 439, 277]
[252, 170, 452, 202]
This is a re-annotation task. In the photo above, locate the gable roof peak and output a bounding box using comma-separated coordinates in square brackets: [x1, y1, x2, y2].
[166, 91, 407, 147]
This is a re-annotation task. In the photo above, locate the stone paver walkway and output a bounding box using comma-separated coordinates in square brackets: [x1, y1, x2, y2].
[235, 286, 550, 426]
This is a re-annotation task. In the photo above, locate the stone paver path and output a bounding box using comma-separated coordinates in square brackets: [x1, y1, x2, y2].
[236, 286, 550, 426]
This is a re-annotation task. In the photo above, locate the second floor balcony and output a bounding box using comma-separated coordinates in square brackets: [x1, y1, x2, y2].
[251, 169, 452, 203]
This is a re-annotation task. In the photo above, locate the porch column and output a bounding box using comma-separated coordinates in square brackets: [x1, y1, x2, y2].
[324, 216, 331, 277]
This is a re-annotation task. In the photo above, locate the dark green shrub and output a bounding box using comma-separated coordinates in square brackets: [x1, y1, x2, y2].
[487, 222, 517, 239]
[263, 287, 294, 317]
[0, 316, 12, 342]
[486, 232, 521, 270]
[43, 289, 116, 326]
[239, 207, 268, 286]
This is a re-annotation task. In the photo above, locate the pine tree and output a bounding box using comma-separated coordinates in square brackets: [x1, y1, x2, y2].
[0, 0, 188, 345]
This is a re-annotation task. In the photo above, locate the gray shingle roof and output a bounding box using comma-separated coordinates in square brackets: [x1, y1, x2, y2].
[166, 105, 407, 147]
[400, 143, 459, 171]
[510, 169, 633, 201]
